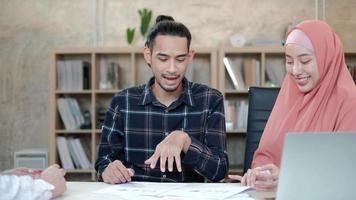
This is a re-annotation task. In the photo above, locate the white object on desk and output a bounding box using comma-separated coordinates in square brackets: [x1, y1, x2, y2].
[94, 181, 250, 199]
[58, 182, 253, 200]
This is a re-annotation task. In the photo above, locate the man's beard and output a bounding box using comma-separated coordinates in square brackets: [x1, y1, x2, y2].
[157, 74, 182, 93]
[157, 79, 181, 93]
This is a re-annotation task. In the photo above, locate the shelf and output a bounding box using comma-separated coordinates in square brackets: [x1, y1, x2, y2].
[55, 90, 92, 94]
[55, 130, 92, 134]
[225, 89, 248, 95]
[94, 89, 120, 94]
[222, 46, 284, 53]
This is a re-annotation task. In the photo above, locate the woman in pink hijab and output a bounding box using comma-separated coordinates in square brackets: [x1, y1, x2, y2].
[229, 20, 356, 189]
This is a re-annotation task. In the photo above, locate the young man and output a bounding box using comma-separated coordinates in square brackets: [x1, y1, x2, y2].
[95, 15, 228, 183]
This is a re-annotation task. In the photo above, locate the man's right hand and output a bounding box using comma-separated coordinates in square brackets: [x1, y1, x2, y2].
[102, 160, 134, 184]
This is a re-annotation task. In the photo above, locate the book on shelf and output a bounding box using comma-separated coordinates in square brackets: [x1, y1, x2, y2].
[71, 137, 91, 169]
[224, 100, 236, 130]
[99, 59, 120, 89]
[79, 137, 91, 164]
[57, 137, 92, 170]
[83, 62, 90, 90]
[56, 60, 90, 91]
[56, 61, 65, 91]
[255, 60, 261, 86]
[57, 97, 85, 130]
[223, 57, 246, 90]
[235, 100, 249, 130]
[56, 136, 74, 169]
[224, 99, 249, 130]
[66, 137, 81, 169]
[243, 58, 261, 87]
[266, 63, 285, 86]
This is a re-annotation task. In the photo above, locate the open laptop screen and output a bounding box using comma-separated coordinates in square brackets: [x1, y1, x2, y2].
[276, 132, 356, 200]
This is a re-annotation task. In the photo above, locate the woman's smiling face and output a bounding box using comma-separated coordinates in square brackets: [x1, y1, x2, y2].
[285, 43, 319, 93]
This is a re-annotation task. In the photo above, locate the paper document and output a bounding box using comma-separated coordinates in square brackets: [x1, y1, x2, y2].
[93, 181, 251, 200]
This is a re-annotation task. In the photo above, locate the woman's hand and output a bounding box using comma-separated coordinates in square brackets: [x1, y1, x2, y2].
[228, 163, 279, 190]
[40, 164, 67, 198]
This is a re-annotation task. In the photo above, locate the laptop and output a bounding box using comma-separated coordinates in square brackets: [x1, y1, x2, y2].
[276, 132, 356, 200]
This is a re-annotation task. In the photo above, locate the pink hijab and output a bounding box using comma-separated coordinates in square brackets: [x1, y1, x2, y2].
[252, 20, 356, 168]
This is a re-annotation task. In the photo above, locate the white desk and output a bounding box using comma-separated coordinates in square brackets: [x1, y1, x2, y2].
[57, 182, 276, 200]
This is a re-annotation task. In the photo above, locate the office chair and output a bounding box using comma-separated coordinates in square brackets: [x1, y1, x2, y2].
[243, 87, 280, 173]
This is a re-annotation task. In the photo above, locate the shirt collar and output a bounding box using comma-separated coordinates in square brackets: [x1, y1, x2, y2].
[139, 77, 195, 107]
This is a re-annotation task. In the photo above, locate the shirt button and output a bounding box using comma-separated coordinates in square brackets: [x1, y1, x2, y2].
[164, 132, 169, 136]
[162, 174, 166, 178]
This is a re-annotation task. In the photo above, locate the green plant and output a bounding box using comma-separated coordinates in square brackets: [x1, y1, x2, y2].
[138, 8, 152, 36]
[126, 28, 135, 44]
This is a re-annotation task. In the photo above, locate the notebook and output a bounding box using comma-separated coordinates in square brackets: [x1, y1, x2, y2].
[276, 132, 356, 200]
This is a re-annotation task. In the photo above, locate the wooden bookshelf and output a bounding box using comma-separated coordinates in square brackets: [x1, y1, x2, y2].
[219, 46, 285, 174]
[49, 47, 218, 181]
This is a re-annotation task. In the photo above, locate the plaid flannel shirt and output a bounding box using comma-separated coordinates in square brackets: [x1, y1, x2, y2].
[95, 77, 228, 182]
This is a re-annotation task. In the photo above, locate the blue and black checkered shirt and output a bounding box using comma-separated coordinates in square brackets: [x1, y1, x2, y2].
[95, 77, 228, 182]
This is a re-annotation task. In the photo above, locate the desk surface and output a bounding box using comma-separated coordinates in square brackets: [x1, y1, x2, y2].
[57, 182, 276, 200]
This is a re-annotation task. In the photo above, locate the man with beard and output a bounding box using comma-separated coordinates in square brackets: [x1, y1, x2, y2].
[95, 15, 228, 184]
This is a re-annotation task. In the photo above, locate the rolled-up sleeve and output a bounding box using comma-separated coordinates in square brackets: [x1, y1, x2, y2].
[0, 175, 54, 200]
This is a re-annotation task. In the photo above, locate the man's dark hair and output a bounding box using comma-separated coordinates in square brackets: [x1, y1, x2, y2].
[145, 15, 192, 51]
